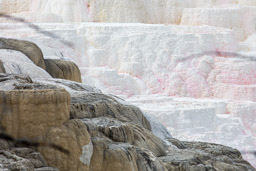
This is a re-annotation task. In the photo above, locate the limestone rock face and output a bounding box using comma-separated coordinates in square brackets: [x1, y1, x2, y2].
[0, 147, 58, 171]
[71, 93, 151, 130]
[0, 73, 33, 91]
[88, 136, 167, 171]
[44, 59, 82, 83]
[83, 117, 167, 157]
[0, 77, 70, 139]
[159, 141, 256, 171]
[0, 38, 46, 70]
[39, 119, 92, 171]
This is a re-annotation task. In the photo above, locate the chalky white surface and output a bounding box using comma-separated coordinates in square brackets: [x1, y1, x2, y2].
[0, 0, 256, 167]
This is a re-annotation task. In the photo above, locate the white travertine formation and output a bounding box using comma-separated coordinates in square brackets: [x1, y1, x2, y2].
[2, 0, 256, 24]
[0, 0, 90, 22]
[181, 7, 256, 40]
[0, 49, 51, 79]
[1, 0, 256, 168]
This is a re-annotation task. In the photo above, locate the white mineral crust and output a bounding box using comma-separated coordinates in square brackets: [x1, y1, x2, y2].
[0, 0, 256, 167]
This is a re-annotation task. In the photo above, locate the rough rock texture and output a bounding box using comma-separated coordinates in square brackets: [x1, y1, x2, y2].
[0, 38, 46, 69]
[85, 125, 167, 171]
[0, 60, 5, 73]
[160, 140, 256, 171]
[83, 117, 166, 157]
[0, 73, 254, 171]
[0, 73, 33, 91]
[71, 92, 151, 130]
[39, 119, 92, 171]
[0, 74, 92, 171]
[0, 75, 70, 139]
[0, 147, 58, 171]
[44, 59, 82, 83]
[90, 139, 167, 171]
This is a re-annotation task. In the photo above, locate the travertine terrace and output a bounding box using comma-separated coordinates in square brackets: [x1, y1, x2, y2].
[1, 0, 256, 168]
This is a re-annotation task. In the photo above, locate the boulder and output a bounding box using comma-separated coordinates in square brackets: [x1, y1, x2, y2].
[44, 59, 82, 83]
[0, 78, 70, 139]
[83, 117, 167, 157]
[89, 137, 167, 171]
[39, 119, 92, 171]
[81, 116, 167, 171]
[0, 38, 46, 69]
[70, 92, 151, 130]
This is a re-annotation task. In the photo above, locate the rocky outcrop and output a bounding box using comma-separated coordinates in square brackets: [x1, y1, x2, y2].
[0, 84, 70, 139]
[0, 147, 58, 171]
[70, 93, 151, 130]
[0, 73, 33, 91]
[0, 38, 46, 69]
[0, 38, 82, 82]
[39, 119, 92, 171]
[89, 138, 167, 171]
[44, 59, 82, 83]
[0, 74, 92, 171]
[83, 117, 166, 157]
[160, 140, 256, 171]
[0, 73, 255, 171]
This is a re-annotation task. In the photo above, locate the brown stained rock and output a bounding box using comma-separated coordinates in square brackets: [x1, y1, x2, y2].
[0, 38, 46, 69]
[89, 138, 167, 171]
[83, 117, 167, 171]
[83, 117, 167, 157]
[0, 88, 70, 139]
[0, 60, 5, 73]
[39, 119, 92, 171]
[44, 59, 82, 83]
[71, 93, 151, 131]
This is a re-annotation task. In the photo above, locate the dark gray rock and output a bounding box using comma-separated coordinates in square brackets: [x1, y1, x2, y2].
[0, 148, 57, 171]
[71, 92, 151, 130]
[159, 141, 256, 171]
